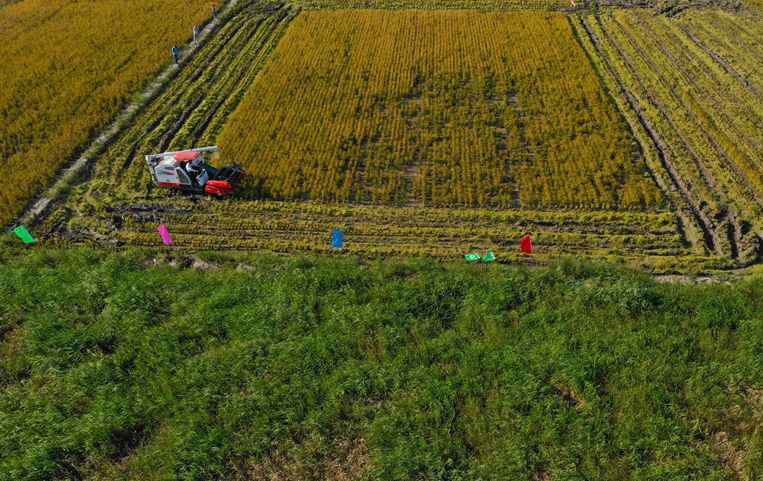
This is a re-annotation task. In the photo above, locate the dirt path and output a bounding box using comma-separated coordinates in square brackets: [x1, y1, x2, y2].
[12, 0, 241, 230]
[140, 252, 753, 284]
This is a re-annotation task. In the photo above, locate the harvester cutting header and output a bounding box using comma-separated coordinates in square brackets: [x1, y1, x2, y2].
[145, 146, 242, 197]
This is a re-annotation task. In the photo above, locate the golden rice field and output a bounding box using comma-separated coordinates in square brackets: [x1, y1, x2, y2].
[34, 6, 711, 273]
[0, 0, 212, 227]
[290, 0, 570, 9]
[8, 0, 761, 273]
[219, 11, 662, 210]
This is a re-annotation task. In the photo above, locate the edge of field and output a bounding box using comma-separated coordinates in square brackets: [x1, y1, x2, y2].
[0, 238, 759, 281]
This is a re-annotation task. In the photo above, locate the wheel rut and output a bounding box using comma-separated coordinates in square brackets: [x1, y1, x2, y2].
[579, 14, 724, 256]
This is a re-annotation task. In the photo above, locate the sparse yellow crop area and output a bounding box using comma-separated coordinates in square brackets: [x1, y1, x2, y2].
[291, 0, 568, 9]
[0, 0, 211, 227]
[220, 11, 662, 210]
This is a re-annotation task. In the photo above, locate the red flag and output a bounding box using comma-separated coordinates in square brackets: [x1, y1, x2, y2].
[520, 235, 533, 255]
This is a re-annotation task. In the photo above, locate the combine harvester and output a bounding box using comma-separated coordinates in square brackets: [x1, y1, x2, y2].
[145, 146, 242, 197]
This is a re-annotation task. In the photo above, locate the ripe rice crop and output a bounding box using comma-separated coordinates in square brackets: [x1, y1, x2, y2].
[37, 4, 705, 273]
[219, 11, 663, 210]
[35, 7, 753, 269]
[0, 0, 212, 227]
[290, 0, 568, 9]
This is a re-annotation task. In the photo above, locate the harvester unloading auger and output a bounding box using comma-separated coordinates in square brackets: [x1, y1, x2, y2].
[145, 146, 242, 197]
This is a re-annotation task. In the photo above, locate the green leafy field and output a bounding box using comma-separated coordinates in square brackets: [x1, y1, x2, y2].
[1, 247, 761, 480]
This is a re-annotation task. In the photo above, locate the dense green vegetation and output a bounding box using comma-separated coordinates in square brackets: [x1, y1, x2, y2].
[0, 247, 761, 480]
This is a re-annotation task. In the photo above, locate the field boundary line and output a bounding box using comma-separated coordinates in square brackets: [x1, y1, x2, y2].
[10, 0, 242, 231]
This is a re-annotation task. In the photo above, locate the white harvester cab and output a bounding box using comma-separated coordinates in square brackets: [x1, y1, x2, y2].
[145, 146, 241, 197]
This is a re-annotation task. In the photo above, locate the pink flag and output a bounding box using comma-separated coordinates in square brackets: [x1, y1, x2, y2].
[158, 224, 173, 245]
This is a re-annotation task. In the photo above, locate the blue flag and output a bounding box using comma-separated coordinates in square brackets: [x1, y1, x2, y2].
[331, 229, 344, 249]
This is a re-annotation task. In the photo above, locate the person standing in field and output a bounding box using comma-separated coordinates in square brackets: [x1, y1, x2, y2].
[212, 3, 217, 19]
[185, 154, 209, 187]
[171, 46, 180, 64]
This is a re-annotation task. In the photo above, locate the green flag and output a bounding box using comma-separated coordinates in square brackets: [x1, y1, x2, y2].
[14, 226, 36, 245]
[482, 250, 496, 263]
[464, 253, 481, 263]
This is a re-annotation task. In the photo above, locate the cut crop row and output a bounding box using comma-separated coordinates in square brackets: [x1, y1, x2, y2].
[54, 196, 712, 272]
[578, 9, 763, 263]
[66, 1, 296, 207]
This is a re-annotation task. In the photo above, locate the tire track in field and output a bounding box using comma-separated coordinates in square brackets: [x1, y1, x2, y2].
[631, 15, 763, 215]
[605, 14, 725, 203]
[578, 15, 723, 256]
[678, 24, 763, 101]
[607, 12, 763, 260]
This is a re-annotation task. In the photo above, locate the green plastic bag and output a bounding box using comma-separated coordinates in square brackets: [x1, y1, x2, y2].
[14, 226, 36, 245]
[464, 253, 481, 263]
[482, 250, 496, 263]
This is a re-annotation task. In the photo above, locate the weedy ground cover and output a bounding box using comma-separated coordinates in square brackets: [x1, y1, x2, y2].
[0, 246, 761, 480]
